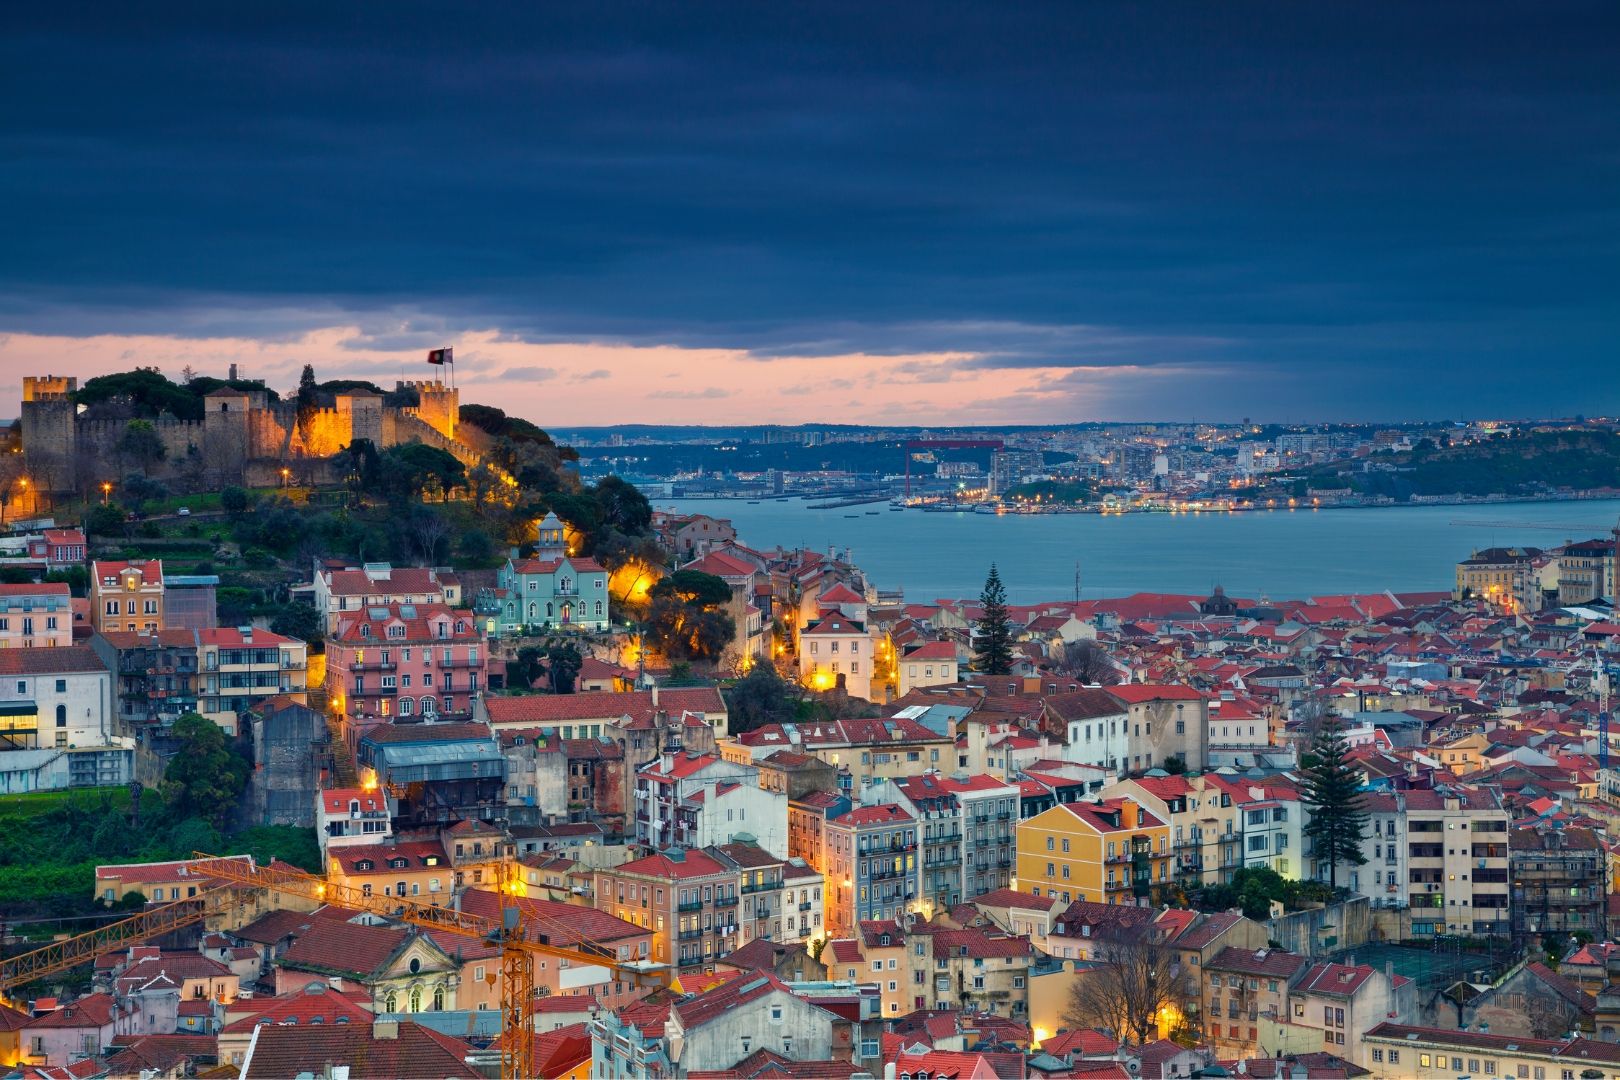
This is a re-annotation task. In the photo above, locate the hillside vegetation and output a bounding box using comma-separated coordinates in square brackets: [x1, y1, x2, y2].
[1299, 431, 1620, 500]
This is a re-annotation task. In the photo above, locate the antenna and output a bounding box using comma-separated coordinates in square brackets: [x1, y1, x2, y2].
[1074, 561, 1082, 605]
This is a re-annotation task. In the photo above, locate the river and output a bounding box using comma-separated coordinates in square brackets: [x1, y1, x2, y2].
[664, 497, 1620, 604]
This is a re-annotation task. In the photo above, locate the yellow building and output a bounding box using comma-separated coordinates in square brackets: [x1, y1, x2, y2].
[1454, 546, 1542, 612]
[1432, 732, 1488, 775]
[1015, 797, 1171, 907]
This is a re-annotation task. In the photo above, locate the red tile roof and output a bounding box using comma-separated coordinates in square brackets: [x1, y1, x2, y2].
[279, 920, 417, 978]
[832, 803, 914, 827]
[1107, 684, 1204, 704]
[25, 993, 116, 1029]
[241, 1020, 483, 1079]
[483, 686, 726, 727]
[969, 888, 1057, 912]
[222, 986, 377, 1033]
[0, 644, 108, 676]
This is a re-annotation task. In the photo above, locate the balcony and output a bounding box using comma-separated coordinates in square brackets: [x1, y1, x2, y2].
[799, 902, 812, 912]
[677, 901, 702, 912]
[714, 895, 738, 908]
[351, 659, 397, 672]
[439, 657, 483, 669]
[742, 881, 781, 894]
[677, 928, 702, 940]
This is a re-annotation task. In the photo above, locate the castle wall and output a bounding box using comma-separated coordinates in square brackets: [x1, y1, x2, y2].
[397, 381, 458, 442]
[17, 373, 482, 494]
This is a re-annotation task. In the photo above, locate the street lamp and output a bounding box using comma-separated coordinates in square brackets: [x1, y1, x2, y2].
[101, 481, 112, 506]
[280, 467, 291, 487]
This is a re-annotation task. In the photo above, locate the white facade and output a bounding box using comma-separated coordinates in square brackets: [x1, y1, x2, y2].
[0, 655, 116, 750]
[1062, 707, 1130, 774]
[689, 781, 790, 859]
[780, 861, 825, 946]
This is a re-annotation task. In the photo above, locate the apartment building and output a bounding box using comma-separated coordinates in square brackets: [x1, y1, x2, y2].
[1101, 774, 1242, 889]
[0, 582, 73, 648]
[90, 559, 164, 634]
[824, 803, 919, 935]
[196, 627, 307, 735]
[886, 773, 1019, 914]
[312, 561, 462, 633]
[1510, 825, 1608, 944]
[325, 602, 487, 746]
[1289, 961, 1409, 1066]
[1203, 946, 1308, 1058]
[1014, 797, 1172, 907]
[592, 848, 741, 975]
[1341, 786, 1509, 937]
[1362, 1023, 1620, 1080]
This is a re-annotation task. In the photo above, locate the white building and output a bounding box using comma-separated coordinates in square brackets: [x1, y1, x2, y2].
[798, 613, 874, 701]
[634, 751, 789, 856]
[779, 858, 825, 947]
[0, 644, 116, 750]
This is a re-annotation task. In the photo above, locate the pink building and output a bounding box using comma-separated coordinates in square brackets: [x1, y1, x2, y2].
[325, 602, 487, 748]
[0, 582, 74, 648]
[28, 529, 87, 569]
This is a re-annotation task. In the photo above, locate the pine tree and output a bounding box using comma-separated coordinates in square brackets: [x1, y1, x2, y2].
[295, 363, 320, 448]
[1300, 716, 1369, 890]
[975, 563, 1015, 675]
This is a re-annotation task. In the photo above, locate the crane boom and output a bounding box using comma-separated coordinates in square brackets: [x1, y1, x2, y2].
[188, 855, 667, 1080]
[1, 889, 232, 995]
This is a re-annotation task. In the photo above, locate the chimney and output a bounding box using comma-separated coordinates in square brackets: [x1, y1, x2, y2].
[1385, 960, 1394, 984]
[651, 683, 660, 710]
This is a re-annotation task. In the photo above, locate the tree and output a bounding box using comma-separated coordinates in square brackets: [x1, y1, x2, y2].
[119, 419, 167, 475]
[974, 564, 1014, 674]
[161, 713, 248, 828]
[1054, 639, 1118, 684]
[646, 569, 737, 664]
[84, 502, 127, 539]
[220, 485, 253, 517]
[269, 602, 324, 645]
[593, 475, 652, 536]
[725, 663, 799, 734]
[406, 506, 453, 564]
[1300, 716, 1369, 889]
[1061, 931, 1184, 1045]
[545, 641, 583, 694]
[295, 363, 320, 450]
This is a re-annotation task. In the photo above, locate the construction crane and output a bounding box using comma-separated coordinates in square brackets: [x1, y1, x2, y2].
[188, 855, 668, 1080]
[0, 888, 235, 998]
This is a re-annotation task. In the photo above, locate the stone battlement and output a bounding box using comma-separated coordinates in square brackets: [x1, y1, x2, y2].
[22, 375, 77, 401]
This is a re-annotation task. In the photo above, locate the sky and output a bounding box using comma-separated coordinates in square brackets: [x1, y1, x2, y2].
[3, 2, 1616, 426]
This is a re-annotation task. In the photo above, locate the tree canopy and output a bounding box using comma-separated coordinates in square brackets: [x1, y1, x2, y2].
[974, 564, 1014, 674]
[1300, 716, 1369, 889]
[646, 570, 735, 663]
[161, 713, 249, 827]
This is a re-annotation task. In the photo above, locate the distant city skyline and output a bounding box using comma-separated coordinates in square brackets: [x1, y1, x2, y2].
[4, 3, 1616, 425]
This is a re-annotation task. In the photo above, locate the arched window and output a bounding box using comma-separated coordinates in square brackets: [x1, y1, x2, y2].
[359, 624, 370, 637]
[55, 704, 67, 727]
[545, 602, 553, 618]
[384, 991, 397, 1013]
[432, 986, 445, 1011]
[595, 601, 603, 617]
[399, 697, 413, 715]
[527, 602, 536, 619]
[409, 987, 421, 1013]
[506, 603, 515, 619]
[421, 696, 437, 717]
[454, 621, 465, 633]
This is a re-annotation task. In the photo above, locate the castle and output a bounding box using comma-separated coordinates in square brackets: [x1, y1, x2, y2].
[18, 374, 474, 492]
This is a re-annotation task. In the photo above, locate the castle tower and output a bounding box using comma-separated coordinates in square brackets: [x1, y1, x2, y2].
[19, 376, 79, 491]
[335, 389, 384, 448]
[403, 380, 458, 442]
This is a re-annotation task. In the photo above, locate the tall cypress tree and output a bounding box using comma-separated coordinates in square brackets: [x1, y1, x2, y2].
[295, 364, 320, 448]
[975, 564, 1015, 675]
[1300, 716, 1369, 890]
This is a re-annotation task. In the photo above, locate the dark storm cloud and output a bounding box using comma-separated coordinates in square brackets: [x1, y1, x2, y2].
[1, 1, 1616, 418]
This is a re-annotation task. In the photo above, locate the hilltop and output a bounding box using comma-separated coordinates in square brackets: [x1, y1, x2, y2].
[1296, 430, 1620, 501]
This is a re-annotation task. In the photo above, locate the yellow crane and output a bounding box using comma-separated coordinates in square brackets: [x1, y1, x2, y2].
[1, 857, 665, 1080]
[187, 855, 668, 1080]
[0, 889, 234, 999]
